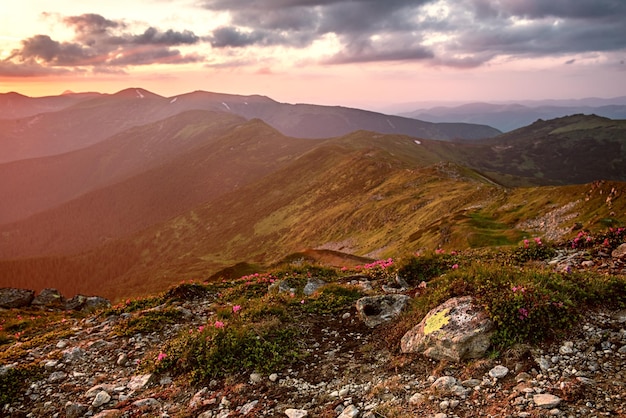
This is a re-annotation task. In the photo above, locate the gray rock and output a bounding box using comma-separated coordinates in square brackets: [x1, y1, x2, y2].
[240, 400, 259, 415]
[128, 374, 154, 391]
[303, 278, 327, 296]
[0, 288, 34, 308]
[431, 376, 457, 394]
[32, 288, 65, 308]
[355, 294, 410, 328]
[489, 365, 509, 379]
[400, 296, 494, 362]
[48, 371, 67, 383]
[132, 398, 161, 410]
[82, 296, 111, 312]
[92, 391, 111, 408]
[65, 402, 88, 418]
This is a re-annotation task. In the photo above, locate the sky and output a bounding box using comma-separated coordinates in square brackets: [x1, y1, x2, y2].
[1, 0, 625, 110]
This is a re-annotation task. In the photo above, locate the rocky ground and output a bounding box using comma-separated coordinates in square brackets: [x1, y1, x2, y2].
[2, 248, 626, 418]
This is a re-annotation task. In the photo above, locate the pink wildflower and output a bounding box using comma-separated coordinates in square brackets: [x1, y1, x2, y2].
[518, 307, 529, 320]
[534, 237, 542, 246]
[452, 264, 459, 269]
[232, 305, 241, 314]
[156, 352, 167, 362]
[523, 239, 529, 248]
[214, 321, 225, 328]
[198, 325, 205, 333]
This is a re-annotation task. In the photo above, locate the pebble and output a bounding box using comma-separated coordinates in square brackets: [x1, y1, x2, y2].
[489, 365, 509, 379]
[533, 393, 562, 408]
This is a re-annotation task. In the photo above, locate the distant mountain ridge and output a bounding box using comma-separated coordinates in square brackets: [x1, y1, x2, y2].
[401, 97, 626, 132]
[0, 88, 500, 164]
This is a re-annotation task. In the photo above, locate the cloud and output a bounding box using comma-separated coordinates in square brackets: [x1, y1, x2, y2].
[201, 0, 626, 67]
[2, 13, 203, 76]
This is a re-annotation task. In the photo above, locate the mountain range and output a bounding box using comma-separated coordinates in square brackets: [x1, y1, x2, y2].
[0, 88, 624, 301]
[400, 97, 626, 132]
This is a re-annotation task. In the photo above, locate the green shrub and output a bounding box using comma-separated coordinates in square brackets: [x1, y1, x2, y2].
[154, 320, 302, 382]
[301, 284, 362, 315]
[0, 364, 43, 405]
[115, 307, 185, 336]
[396, 254, 455, 285]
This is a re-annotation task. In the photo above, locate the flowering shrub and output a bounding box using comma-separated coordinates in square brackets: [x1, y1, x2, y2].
[569, 227, 625, 250]
[512, 237, 555, 263]
[351, 258, 395, 281]
[395, 253, 457, 285]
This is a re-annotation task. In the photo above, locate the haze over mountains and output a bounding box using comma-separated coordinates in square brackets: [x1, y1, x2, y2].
[0, 88, 625, 300]
[400, 96, 626, 132]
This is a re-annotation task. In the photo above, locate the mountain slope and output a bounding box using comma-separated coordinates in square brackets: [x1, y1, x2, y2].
[0, 118, 318, 258]
[0, 89, 501, 164]
[1, 125, 623, 300]
[0, 110, 247, 224]
[418, 114, 626, 186]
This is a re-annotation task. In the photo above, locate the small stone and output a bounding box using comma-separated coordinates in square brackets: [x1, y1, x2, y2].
[462, 378, 481, 387]
[127, 374, 154, 391]
[48, 371, 67, 383]
[92, 410, 122, 418]
[116, 353, 128, 366]
[92, 391, 111, 408]
[65, 402, 88, 418]
[439, 400, 450, 410]
[489, 365, 509, 379]
[431, 376, 457, 393]
[240, 400, 258, 415]
[269, 373, 279, 382]
[342, 312, 351, 320]
[338, 405, 359, 418]
[284, 408, 308, 418]
[559, 341, 574, 355]
[409, 392, 425, 406]
[533, 393, 562, 408]
[132, 398, 160, 409]
[250, 372, 263, 384]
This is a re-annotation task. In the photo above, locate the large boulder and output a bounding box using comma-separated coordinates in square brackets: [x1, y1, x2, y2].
[0, 288, 35, 308]
[400, 296, 493, 362]
[66, 295, 111, 312]
[32, 288, 66, 309]
[356, 294, 410, 328]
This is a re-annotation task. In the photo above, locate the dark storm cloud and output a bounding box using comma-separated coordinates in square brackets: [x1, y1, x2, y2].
[202, 0, 626, 67]
[2, 13, 202, 76]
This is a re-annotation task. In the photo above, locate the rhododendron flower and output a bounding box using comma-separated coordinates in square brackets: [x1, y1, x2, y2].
[518, 308, 529, 320]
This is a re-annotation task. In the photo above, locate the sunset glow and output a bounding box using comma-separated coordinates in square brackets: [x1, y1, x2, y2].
[1, 0, 625, 109]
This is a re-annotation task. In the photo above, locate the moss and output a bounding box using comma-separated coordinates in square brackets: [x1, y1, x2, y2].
[424, 308, 451, 335]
